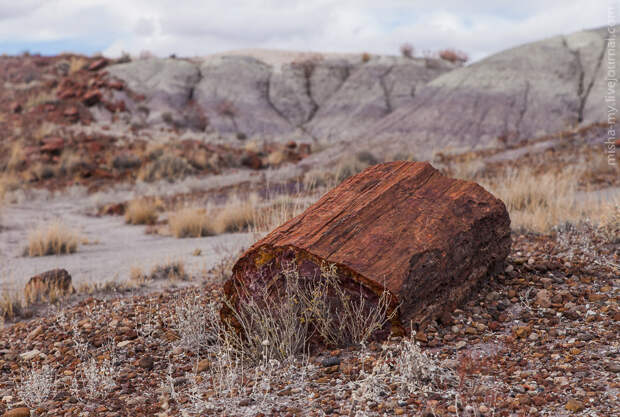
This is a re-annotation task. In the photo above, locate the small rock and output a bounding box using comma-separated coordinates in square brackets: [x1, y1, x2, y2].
[3, 408, 30, 417]
[83, 89, 102, 106]
[138, 356, 154, 370]
[322, 356, 341, 367]
[9, 102, 22, 114]
[26, 325, 43, 342]
[535, 289, 551, 308]
[565, 399, 584, 412]
[88, 58, 108, 71]
[20, 349, 43, 360]
[197, 359, 211, 372]
[455, 341, 467, 350]
[117, 340, 132, 348]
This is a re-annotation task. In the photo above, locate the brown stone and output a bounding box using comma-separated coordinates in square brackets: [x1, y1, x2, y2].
[10, 102, 22, 113]
[40, 136, 64, 153]
[88, 58, 108, 71]
[241, 153, 263, 170]
[224, 162, 510, 337]
[63, 106, 79, 120]
[3, 408, 31, 417]
[108, 80, 124, 90]
[24, 268, 74, 304]
[82, 89, 102, 106]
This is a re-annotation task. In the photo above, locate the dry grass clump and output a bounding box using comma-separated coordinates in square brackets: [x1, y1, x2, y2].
[25, 90, 57, 111]
[305, 151, 380, 191]
[251, 194, 311, 235]
[480, 167, 618, 233]
[125, 198, 158, 225]
[25, 221, 79, 257]
[69, 56, 88, 74]
[168, 207, 213, 238]
[149, 260, 187, 281]
[211, 194, 257, 234]
[1, 290, 23, 322]
[267, 150, 286, 166]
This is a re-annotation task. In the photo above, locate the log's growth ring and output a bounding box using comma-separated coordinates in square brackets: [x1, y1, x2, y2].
[225, 161, 511, 337]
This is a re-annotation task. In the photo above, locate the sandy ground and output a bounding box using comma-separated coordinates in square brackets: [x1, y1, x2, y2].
[0, 195, 253, 293]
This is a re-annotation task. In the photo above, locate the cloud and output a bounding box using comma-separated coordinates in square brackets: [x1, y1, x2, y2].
[0, 0, 610, 60]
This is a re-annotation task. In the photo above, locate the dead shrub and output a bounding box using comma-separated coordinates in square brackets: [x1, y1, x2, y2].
[25, 221, 79, 257]
[400, 43, 415, 59]
[125, 198, 158, 225]
[169, 207, 213, 238]
[149, 260, 187, 281]
[226, 263, 396, 362]
[439, 48, 469, 64]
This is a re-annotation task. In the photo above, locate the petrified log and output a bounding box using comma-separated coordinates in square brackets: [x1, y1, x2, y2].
[225, 161, 511, 337]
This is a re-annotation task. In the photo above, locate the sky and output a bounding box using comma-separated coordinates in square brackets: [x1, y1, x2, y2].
[0, 0, 614, 61]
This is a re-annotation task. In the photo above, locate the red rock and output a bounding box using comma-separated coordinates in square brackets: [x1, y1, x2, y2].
[298, 143, 311, 155]
[108, 80, 124, 90]
[63, 106, 79, 122]
[116, 100, 126, 112]
[286, 140, 297, 149]
[224, 162, 511, 337]
[24, 268, 74, 304]
[88, 58, 108, 71]
[104, 100, 117, 113]
[10, 102, 22, 113]
[40, 136, 64, 153]
[82, 89, 102, 106]
[241, 153, 263, 170]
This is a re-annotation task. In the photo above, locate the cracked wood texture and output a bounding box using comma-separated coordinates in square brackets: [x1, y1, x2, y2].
[225, 161, 511, 335]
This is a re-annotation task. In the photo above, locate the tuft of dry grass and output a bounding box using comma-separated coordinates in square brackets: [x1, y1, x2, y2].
[211, 195, 257, 234]
[149, 260, 187, 281]
[125, 198, 158, 225]
[25, 221, 79, 257]
[267, 150, 286, 166]
[25, 90, 57, 111]
[0, 290, 22, 322]
[479, 167, 618, 233]
[168, 207, 213, 238]
[69, 56, 88, 74]
[304, 151, 379, 191]
[251, 194, 311, 235]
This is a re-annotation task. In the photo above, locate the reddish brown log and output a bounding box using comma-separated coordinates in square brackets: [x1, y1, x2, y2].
[225, 161, 511, 337]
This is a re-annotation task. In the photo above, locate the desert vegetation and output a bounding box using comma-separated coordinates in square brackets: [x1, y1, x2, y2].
[25, 221, 79, 257]
[168, 207, 213, 238]
[124, 198, 159, 225]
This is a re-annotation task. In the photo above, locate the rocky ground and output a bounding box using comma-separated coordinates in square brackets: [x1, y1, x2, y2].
[0, 226, 617, 416]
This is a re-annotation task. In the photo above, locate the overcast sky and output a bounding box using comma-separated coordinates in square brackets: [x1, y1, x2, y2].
[0, 0, 613, 61]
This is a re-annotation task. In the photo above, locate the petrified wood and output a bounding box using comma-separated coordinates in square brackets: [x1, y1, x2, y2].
[224, 161, 511, 337]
